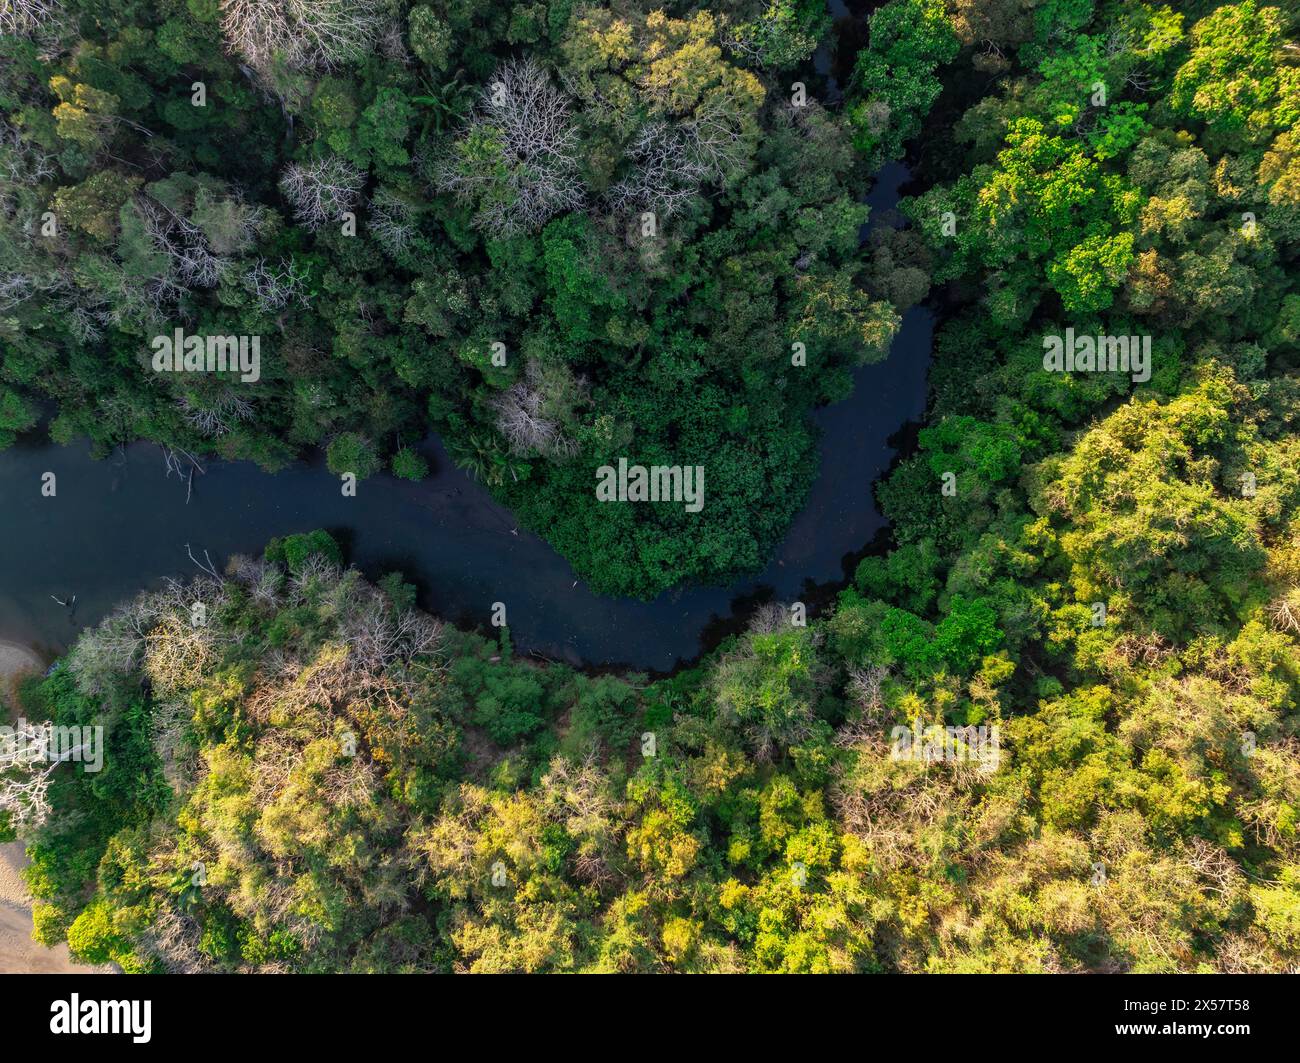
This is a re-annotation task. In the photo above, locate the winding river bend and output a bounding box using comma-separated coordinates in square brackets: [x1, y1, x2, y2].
[0, 164, 930, 672]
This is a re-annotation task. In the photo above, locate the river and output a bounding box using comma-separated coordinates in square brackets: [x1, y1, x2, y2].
[1, 1, 924, 979]
[0, 161, 928, 673]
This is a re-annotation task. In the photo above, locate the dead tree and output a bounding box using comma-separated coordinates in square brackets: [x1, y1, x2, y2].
[243, 256, 307, 311]
[605, 121, 707, 219]
[279, 155, 365, 231]
[220, 0, 384, 75]
[177, 392, 255, 438]
[436, 59, 585, 236]
[135, 195, 228, 289]
[490, 360, 578, 459]
[0, 720, 91, 830]
[368, 188, 418, 257]
[0, 0, 63, 37]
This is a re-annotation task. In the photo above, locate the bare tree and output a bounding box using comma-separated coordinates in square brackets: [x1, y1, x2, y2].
[137, 906, 212, 974]
[219, 0, 384, 75]
[243, 255, 307, 310]
[437, 59, 585, 236]
[604, 91, 751, 221]
[177, 391, 256, 438]
[64, 574, 229, 696]
[377, 17, 413, 66]
[490, 360, 579, 459]
[1267, 586, 1300, 634]
[0, 273, 39, 312]
[135, 194, 228, 289]
[0, 0, 63, 38]
[845, 665, 888, 722]
[0, 121, 55, 197]
[279, 155, 364, 231]
[747, 601, 794, 635]
[0, 720, 86, 830]
[368, 187, 418, 257]
[65, 305, 104, 343]
[605, 121, 707, 219]
[65, 604, 153, 695]
[340, 592, 444, 680]
[229, 553, 285, 606]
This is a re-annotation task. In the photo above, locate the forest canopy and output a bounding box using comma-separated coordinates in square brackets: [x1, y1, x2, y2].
[3, 508, 1298, 973]
[0, 0, 909, 598]
[2, 0, 1300, 974]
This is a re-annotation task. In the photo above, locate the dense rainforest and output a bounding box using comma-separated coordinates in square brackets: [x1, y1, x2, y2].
[1, 0, 908, 598]
[2, 0, 1300, 972]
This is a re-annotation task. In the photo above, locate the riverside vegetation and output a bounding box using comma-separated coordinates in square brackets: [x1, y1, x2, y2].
[0, 0, 906, 598]
[4, 492, 1299, 973]
[1, 1, 1299, 971]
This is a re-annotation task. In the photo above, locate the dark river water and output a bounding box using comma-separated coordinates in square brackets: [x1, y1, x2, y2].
[0, 164, 930, 672]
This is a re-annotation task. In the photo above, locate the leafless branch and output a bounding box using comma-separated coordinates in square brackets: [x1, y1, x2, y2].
[437, 60, 585, 236]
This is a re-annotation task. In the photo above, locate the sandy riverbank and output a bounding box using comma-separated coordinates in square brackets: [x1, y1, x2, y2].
[0, 639, 106, 974]
[0, 640, 41, 701]
[0, 842, 90, 973]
